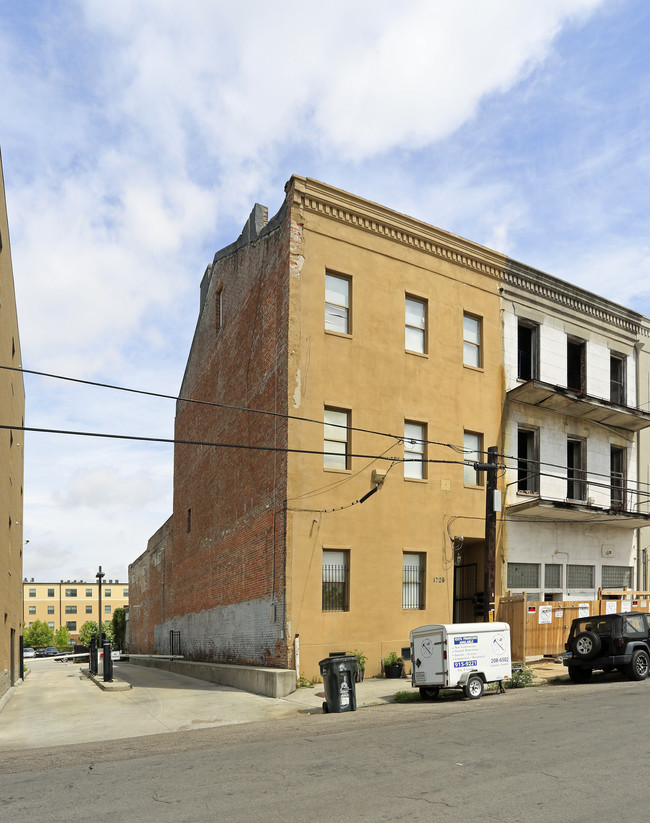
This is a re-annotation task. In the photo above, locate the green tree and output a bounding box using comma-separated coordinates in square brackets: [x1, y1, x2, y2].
[23, 620, 54, 649]
[111, 607, 126, 651]
[78, 620, 113, 647]
[54, 625, 72, 650]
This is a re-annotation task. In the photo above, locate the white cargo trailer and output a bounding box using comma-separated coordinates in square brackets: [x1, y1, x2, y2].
[410, 622, 512, 700]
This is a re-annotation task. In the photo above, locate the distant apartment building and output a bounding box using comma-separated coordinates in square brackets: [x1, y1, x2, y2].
[0, 148, 24, 697]
[23, 580, 129, 643]
[129, 176, 650, 680]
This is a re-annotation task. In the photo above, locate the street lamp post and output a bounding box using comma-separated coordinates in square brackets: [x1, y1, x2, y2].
[96, 566, 105, 641]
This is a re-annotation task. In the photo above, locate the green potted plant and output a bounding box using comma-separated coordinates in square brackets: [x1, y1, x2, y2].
[383, 651, 404, 679]
[351, 650, 367, 682]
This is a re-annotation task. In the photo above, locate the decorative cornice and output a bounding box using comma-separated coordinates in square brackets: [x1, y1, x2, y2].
[291, 176, 505, 281]
[502, 260, 648, 338]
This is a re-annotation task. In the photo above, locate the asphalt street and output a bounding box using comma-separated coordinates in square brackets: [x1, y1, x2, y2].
[2, 669, 650, 822]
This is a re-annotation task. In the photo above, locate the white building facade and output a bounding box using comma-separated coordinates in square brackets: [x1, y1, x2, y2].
[499, 262, 650, 603]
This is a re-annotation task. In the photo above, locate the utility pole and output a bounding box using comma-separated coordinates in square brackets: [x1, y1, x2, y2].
[474, 446, 499, 622]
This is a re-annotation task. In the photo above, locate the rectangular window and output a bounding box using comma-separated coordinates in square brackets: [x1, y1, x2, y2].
[611, 446, 626, 509]
[104, 589, 111, 598]
[517, 428, 539, 493]
[65, 588, 77, 597]
[602, 565, 633, 589]
[123, 589, 129, 598]
[86, 605, 92, 614]
[518, 321, 538, 381]
[47, 622, 54, 630]
[610, 354, 626, 404]
[324, 408, 350, 470]
[544, 564, 562, 589]
[47, 605, 54, 614]
[65, 605, 77, 614]
[47, 588, 55, 597]
[325, 273, 350, 334]
[463, 313, 482, 368]
[322, 550, 349, 611]
[567, 337, 586, 392]
[85, 588, 92, 597]
[405, 296, 427, 354]
[507, 562, 540, 589]
[105, 605, 111, 614]
[216, 286, 223, 331]
[28, 588, 36, 597]
[463, 431, 483, 486]
[567, 438, 587, 501]
[402, 553, 425, 609]
[66, 621, 76, 631]
[187, 507, 192, 533]
[29, 606, 36, 615]
[567, 564, 594, 588]
[404, 421, 426, 480]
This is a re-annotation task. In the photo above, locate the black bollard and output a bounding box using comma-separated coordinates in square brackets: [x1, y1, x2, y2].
[102, 640, 113, 682]
[89, 638, 98, 675]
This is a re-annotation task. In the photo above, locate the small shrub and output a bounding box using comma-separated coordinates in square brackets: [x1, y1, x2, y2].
[505, 665, 534, 689]
[394, 690, 421, 703]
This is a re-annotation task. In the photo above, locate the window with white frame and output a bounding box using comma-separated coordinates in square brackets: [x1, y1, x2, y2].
[463, 431, 483, 485]
[402, 553, 425, 609]
[323, 408, 350, 470]
[405, 296, 427, 354]
[325, 273, 350, 334]
[322, 550, 349, 611]
[28, 605, 36, 615]
[404, 421, 426, 479]
[463, 313, 482, 367]
[610, 353, 626, 404]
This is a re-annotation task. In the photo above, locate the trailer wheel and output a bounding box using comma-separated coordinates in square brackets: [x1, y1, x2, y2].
[419, 686, 440, 700]
[464, 675, 484, 700]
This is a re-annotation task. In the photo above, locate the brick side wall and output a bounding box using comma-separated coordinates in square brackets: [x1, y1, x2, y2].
[128, 516, 172, 654]
[151, 199, 291, 667]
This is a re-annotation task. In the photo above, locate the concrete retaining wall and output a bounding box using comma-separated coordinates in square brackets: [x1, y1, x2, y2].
[128, 656, 296, 699]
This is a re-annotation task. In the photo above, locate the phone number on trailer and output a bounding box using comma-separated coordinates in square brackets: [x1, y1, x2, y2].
[453, 660, 477, 668]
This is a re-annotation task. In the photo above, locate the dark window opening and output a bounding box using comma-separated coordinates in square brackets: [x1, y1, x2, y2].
[567, 439, 587, 501]
[611, 446, 626, 510]
[567, 338, 586, 393]
[517, 429, 538, 493]
[610, 354, 626, 404]
[517, 322, 538, 381]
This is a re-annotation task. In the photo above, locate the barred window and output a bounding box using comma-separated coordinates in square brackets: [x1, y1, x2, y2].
[602, 565, 632, 589]
[567, 564, 595, 588]
[322, 550, 349, 611]
[507, 562, 540, 589]
[403, 553, 425, 609]
[544, 564, 562, 588]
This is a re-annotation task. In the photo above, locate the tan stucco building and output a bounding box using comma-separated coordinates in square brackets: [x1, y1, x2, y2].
[130, 177, 505, 679]
[23, 580, 129, 644]
[0, 148, 24, 696]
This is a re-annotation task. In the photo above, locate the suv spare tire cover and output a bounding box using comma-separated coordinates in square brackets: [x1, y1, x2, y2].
[573, 631, 601, 660]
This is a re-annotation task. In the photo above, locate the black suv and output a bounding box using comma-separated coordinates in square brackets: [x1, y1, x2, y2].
[563, 611, 650, 683]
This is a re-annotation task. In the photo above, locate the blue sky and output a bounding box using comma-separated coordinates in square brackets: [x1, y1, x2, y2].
[1, 0, 649, 582]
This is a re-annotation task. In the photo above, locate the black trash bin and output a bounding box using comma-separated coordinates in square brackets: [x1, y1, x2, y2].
[319, 655, 357, 713]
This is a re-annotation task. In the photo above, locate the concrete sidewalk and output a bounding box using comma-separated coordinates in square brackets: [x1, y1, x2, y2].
[0, 657, 565, 752]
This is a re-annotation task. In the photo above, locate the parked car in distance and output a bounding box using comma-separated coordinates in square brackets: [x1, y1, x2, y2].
[23, 647, 35, 658]
[43, 646, 59, 657]
[563, 611, 650, 683]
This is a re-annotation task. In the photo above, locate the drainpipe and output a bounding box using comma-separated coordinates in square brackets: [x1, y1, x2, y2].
[635, 339, 646, 590]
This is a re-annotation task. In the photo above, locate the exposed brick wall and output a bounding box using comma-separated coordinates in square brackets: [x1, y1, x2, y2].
[128, 516, 172, 654]
[135, 196, 292, 667]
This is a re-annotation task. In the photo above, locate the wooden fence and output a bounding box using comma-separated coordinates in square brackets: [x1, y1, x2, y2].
[498, 589, 650, 661]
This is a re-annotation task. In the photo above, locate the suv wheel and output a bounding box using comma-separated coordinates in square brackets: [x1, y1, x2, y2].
[626, 649, 650, 681]
[573, 631, 601, 660]
[568, 666, 592, 683]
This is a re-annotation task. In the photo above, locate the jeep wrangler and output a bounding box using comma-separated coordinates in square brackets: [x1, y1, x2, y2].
[563, 611, 650, 683]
